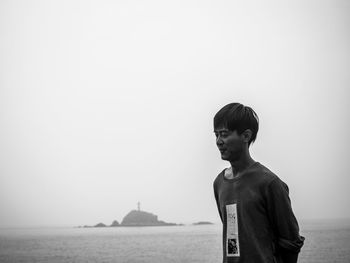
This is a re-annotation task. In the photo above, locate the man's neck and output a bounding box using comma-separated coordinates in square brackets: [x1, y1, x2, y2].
[229, 155, 255, 177]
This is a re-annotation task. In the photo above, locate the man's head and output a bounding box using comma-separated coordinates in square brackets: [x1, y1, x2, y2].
[214, 103, 259, 161]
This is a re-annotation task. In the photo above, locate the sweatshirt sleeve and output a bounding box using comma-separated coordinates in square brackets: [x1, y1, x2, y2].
[213, 178, 223, 223]
[266, 178, 305, 256]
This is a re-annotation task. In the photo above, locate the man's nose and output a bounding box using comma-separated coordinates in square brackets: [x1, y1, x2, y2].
[216, 136, 224, 146]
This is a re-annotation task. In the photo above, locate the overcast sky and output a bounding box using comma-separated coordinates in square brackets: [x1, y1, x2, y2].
[1, 0, 349, 228]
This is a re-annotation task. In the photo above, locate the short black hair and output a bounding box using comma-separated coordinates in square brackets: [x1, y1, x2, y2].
[214, 103, 259, 146]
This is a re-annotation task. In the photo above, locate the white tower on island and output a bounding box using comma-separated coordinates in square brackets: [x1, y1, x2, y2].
[137, 201, 140, 211]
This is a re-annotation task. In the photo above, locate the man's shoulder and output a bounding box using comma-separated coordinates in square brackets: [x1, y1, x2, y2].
[251, 162, 282, 184]
[213, 168, 226, 187]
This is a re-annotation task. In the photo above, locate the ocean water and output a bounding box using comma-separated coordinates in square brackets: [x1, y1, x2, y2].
[298, 219, 350, 263]
[0, 220, 349, 263]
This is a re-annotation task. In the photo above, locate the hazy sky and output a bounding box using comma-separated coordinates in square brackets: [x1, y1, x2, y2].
[1, 0, 349, 227]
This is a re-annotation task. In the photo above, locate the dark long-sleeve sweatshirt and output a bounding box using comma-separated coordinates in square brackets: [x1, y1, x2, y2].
[213, 162, 305, 263]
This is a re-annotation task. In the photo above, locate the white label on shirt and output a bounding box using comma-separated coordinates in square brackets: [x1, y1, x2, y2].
[226, 203, 240, 257]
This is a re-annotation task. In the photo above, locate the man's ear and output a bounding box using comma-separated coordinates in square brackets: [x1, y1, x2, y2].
[242, 129, 252, 143]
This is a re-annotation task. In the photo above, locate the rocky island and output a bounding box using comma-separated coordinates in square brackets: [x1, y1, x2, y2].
[192, 221, 214, 225]
[121, 209, 176, 226]
[80, 203, 178, 228]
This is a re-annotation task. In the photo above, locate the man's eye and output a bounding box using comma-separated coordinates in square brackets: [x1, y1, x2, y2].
[214, 131, 229, 137]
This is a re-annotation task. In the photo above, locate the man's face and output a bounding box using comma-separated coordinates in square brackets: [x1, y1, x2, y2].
[214, 127, 245, 162]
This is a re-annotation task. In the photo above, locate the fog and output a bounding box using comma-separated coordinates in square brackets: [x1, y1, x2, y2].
[1, 0, 349, 227]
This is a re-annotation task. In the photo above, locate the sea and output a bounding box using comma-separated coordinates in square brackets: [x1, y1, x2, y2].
[0, 219, 349, 263]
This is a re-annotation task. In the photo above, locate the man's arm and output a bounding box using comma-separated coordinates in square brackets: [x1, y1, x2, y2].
[266, 178, 305, 263]
[213, 180, 223, 223]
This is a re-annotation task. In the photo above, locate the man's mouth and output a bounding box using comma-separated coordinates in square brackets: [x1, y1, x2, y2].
[219, 149, 226, 154]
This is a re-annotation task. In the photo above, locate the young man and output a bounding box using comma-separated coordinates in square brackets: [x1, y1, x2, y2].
[213, 103, 304, 263]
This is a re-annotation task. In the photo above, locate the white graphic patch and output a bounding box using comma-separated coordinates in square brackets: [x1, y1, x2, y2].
[226, 204, 240, 257]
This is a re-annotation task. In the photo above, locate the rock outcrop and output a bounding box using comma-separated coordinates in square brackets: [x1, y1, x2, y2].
[121, 210, 176, 226]
[193, 221, 213, 225]
[94, 222, 107, 227]
[80, 205, 178, 228]
[110, 220, 120, 227]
